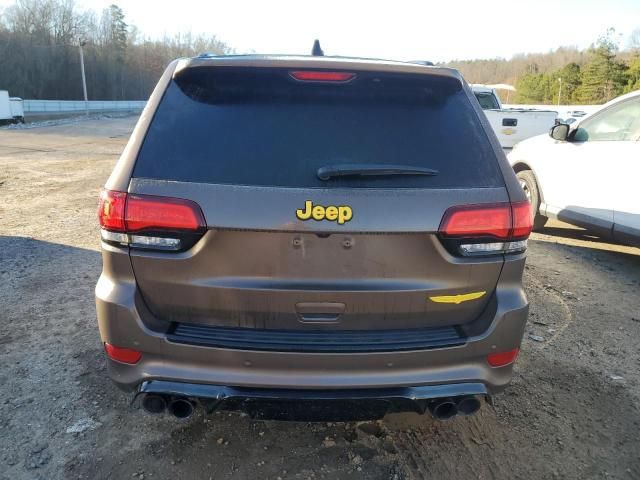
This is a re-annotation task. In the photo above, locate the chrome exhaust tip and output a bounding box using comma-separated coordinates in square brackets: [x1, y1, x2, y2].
[167, 397, 195, 419]
[456, 395, 482, 416]
[428, 398, 458, 420]
[141, 394, 167, 415]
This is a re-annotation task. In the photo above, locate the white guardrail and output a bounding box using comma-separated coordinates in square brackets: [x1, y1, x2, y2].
[24, 99, 146, 114]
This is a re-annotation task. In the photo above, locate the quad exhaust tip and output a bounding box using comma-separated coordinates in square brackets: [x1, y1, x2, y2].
[429, 395, 482, 420]
[456, 395, 482, 416]
[141, 394, 195, 419]
[141, 394, 167, 415]
[167, 398, 195, 420]
[429, 398, 458, 420]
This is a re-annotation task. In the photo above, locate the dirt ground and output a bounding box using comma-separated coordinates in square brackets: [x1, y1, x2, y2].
[1, 116, 639, 480]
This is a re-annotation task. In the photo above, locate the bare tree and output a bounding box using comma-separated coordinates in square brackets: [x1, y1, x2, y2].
[0, 0, 232, 100]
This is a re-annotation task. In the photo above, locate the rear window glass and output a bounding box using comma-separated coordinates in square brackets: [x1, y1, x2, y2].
[474, 92, 501, 110]
[134, 67, 502, 189]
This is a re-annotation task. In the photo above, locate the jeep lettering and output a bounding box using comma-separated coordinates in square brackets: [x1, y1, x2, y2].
[296, 200, 353, 224]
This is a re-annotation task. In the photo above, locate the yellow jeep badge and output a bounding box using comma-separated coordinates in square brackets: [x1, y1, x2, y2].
[296, 200, 353, 225]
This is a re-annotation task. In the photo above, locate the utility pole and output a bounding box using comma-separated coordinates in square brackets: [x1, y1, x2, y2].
[79, 40, 89, 116]
[557, 77, 562, 107]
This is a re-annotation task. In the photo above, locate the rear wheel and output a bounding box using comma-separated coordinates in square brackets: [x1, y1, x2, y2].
[516, 170, 547, 230]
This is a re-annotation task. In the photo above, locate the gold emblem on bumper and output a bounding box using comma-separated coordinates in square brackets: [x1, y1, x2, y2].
[430, 291, 486, 304]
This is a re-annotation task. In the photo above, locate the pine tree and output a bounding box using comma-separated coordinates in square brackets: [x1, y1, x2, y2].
[98, 4, 128, 99]
[574, 29, 628, 103]
[105, 4, 127, 61]
[515, 73, 552, 103]
[553, 63, 581, 104]
[624, 56, 640, 93]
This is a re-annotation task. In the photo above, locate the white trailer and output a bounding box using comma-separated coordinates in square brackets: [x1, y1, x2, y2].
[0, 90, 25, 124]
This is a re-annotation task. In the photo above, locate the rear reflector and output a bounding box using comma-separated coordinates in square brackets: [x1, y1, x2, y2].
[104, 343, 142, 364]
[487, 348, 520, 367]
[439, 201, 532, 256]
[289, 71, 356, 82]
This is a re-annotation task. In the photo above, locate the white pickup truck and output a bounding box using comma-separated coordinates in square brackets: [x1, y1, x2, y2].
[472, 85, 557, 149]
[0, 90, 25, 124]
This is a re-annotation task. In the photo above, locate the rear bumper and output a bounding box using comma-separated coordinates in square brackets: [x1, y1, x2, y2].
[96, 246, 528, 395]
[137, 380, 488, 420]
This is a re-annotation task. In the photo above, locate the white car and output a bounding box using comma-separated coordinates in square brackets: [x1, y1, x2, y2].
[507, 90, 640, 246]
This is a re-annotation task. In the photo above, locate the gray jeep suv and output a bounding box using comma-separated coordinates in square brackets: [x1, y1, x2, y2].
[96, 54, 532, 421]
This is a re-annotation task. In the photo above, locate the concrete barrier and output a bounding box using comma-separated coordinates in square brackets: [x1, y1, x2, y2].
[24, 99, 146, 114]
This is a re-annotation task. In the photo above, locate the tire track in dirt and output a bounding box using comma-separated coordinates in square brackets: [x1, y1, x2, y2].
[522, 264, 573, 349]
[387, 414, 514, 479]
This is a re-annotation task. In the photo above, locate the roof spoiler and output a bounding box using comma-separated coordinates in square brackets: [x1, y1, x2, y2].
[175, 57, 463, 87]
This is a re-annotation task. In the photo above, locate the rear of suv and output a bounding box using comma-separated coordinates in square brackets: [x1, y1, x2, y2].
[96, 55, 531, 421]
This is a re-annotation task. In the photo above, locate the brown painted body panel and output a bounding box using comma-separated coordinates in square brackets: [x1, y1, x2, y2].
[129, 230, 502, 330]
[127, 181, 509, 331]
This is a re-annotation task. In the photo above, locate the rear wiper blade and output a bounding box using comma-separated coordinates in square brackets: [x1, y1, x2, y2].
[317, 164, 439, 181]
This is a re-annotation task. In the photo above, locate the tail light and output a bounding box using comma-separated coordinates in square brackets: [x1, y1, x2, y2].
[438, 202, 532, 256]
[98, 189, 205, 251]
[289, 71, 356, 82]
[98, 190, 126, 231]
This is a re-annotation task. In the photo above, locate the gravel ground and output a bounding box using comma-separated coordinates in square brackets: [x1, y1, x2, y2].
[1, 116, 639, 480]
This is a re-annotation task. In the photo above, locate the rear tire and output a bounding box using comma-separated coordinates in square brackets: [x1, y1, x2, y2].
[516, 170, 547, 230]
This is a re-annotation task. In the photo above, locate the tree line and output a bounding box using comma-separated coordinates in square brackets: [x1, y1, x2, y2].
[0, 0, 232, 100]
[446, 29, 640, 104]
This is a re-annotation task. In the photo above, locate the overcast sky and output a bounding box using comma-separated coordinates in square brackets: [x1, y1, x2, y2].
[1, 0, 638, 61]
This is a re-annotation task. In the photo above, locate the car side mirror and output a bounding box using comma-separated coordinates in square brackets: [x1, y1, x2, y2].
[549, 123, 570, 141]
[572, 127, 589, 142]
